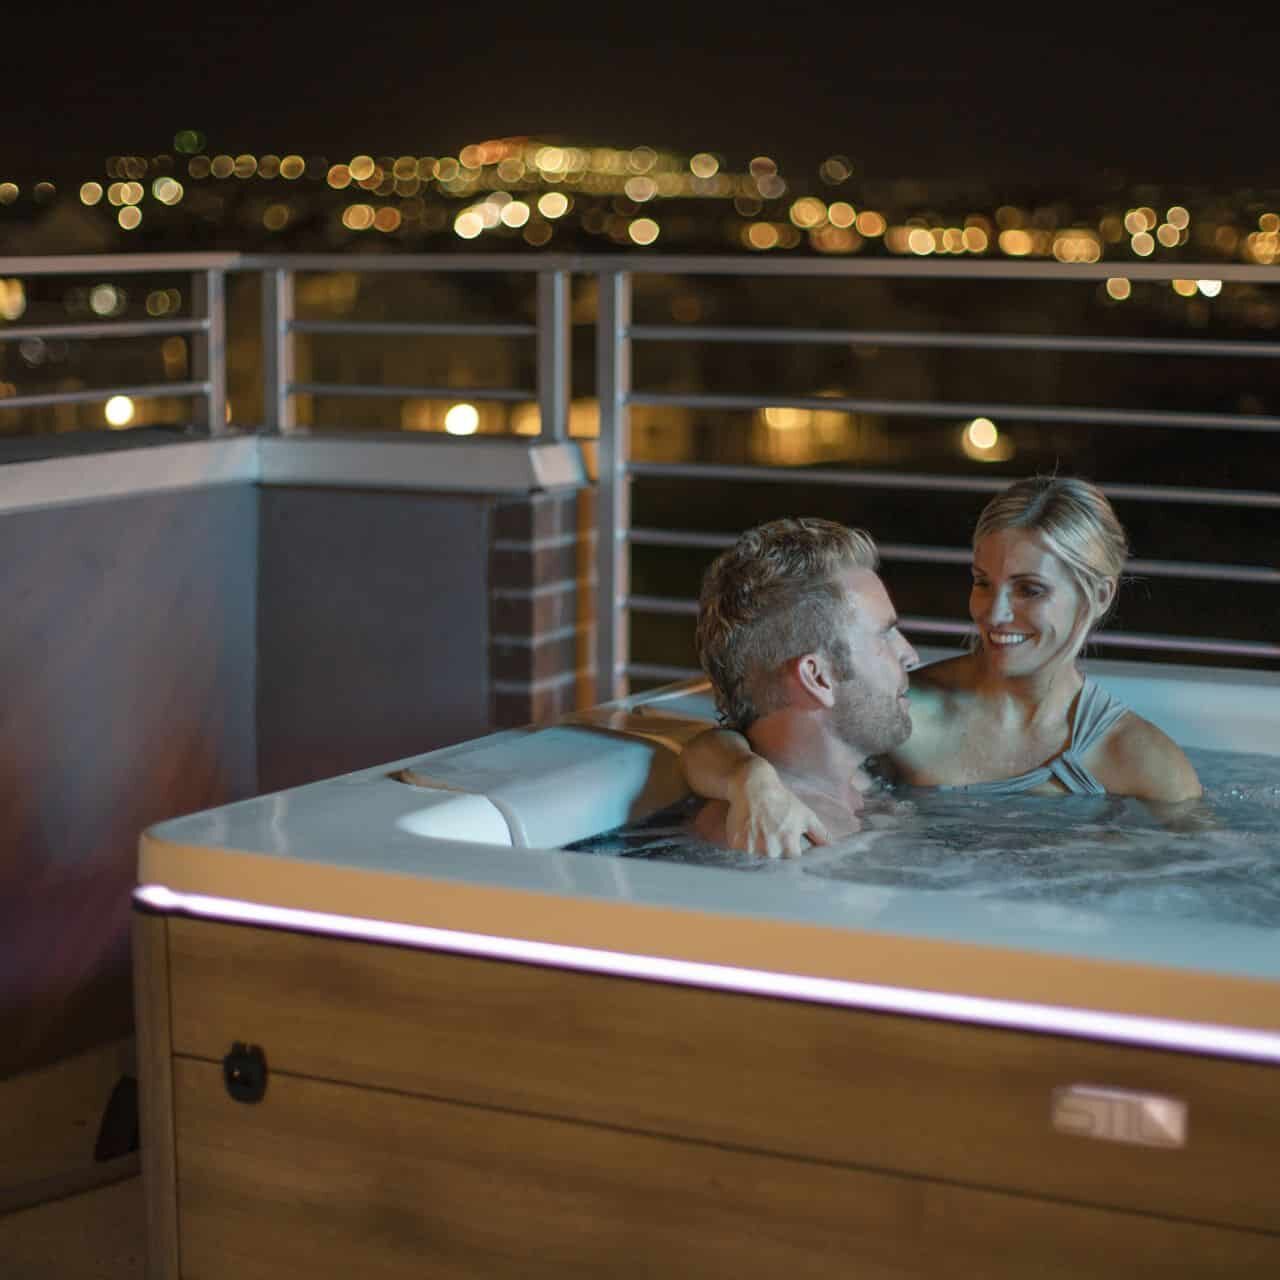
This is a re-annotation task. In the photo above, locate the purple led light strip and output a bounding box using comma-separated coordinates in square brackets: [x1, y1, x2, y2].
[135, 884, 1280, 1065]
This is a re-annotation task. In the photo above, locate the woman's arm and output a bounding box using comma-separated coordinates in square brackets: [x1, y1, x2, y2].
[681, 729, 830, 856]
[1101, 716, 1203, 803]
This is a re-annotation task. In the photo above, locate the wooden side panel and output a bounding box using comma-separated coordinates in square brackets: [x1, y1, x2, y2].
[167, 918, 1280, 1235]
[133, 913, 180, 1280]
[174, 1058, 1280, 1280]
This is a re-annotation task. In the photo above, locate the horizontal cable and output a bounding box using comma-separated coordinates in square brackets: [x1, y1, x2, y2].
[288, 382, 533, 402]
[237, 253, 576, 275]
[1089, 632, 1280, 660]
[627, 529, 1280, 584]
[0, 252, 241, 275]
[630, 325, 1280, 360]
[626, 597, 1280, 660]
[582, 256, 1280, 284]
[291, 320, 535, 338]
[628, 598, 975, 637]
[627, 463, 1280, 509]
[1125, 557, 1280, 585]
[628, 661, 703, 683]
[0, 381, 209, 411]
[629, 637, 1280, 681]
[627, 594, 697, 615]
[629, 390, 1280, 434]
[0, 318, 209, 343]
[6, 252, 1276, 286]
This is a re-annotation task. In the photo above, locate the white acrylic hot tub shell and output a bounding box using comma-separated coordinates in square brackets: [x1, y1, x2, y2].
[134, 657, 1280, 1278]
[138, 657, 1280, 1056]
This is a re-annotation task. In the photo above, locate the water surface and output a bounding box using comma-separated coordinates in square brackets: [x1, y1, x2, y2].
[566, 748, 1280, 930]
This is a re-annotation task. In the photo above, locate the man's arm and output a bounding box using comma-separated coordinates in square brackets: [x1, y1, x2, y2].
[681, 729, 830, 857]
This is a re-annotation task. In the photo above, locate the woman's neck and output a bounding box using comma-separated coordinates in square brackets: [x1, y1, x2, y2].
[971, 652, 1084, 724]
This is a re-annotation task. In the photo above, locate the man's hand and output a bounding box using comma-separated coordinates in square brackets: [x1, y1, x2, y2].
[725, 757, 833, 857]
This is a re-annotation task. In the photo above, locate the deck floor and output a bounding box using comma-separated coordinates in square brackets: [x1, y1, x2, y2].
[0, 1176, 144, 1278]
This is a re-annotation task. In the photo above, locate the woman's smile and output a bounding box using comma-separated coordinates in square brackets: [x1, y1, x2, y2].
[970, 528, 1091, 671]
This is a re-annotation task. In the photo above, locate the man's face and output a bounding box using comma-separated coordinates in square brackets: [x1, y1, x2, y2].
[828, 566, 918, 754]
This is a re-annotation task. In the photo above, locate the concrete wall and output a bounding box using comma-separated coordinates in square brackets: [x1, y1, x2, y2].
[0, 437, 594, 1204]
[256, 487, 494, 792]
[0, 483, 259, 1080]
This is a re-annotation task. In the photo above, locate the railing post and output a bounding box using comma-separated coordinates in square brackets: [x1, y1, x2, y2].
[261, 267, 295, 434]
[191, 268, 226, 435]
[595, 269, 632, 702]
[536, 268, 570, 440]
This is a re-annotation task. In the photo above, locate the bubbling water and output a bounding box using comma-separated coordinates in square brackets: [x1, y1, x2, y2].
[565, 748, 1280, 930]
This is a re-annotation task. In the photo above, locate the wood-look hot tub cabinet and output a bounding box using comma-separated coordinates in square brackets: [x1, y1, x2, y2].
[134, 663, 1280, 1278]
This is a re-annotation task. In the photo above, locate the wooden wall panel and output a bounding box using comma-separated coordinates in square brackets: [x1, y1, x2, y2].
[167, 918, 1280, 1236]
[173, 1057, 1280, 1280]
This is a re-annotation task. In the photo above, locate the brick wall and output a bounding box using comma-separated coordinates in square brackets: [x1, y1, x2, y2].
[489, 486, 597, 727]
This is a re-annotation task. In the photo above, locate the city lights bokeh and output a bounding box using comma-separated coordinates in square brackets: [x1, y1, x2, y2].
[1, 130, 1276, 269]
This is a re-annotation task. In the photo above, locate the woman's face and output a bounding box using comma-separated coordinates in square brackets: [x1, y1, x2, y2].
[969, 528, 1101, 674]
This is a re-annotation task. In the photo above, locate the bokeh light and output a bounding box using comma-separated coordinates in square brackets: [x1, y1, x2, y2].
[827, 201, 855, 229]
[818, 155, 852, 184]
[453, 208, 484, 239]
[342, 204, 375, 231]
[628, 217, 659, 245]
[746, 223, 779, 250]
[105, 395, 135, 428]
[855, 210, 886, 237]
[538, 192, 569, 219]
[444, 403, 480, 435]
[500, 201, 530, 228]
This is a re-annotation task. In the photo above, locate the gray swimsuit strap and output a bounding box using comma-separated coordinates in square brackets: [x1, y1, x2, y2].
[942, 677, 1131, 797]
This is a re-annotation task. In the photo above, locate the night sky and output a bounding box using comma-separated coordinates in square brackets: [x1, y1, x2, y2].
[5, 2, 1278, 188]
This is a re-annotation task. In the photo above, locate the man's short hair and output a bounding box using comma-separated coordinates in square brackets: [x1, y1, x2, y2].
[696, 517, 879, 730]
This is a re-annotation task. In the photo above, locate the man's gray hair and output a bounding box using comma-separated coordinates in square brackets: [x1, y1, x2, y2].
[696, 517, 879, 730]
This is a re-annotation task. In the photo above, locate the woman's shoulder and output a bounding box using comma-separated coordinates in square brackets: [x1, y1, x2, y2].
[1094, 711, 1203, 802]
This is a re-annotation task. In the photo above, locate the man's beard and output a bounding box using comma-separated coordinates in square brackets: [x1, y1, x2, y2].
[831, 676, 911, 757]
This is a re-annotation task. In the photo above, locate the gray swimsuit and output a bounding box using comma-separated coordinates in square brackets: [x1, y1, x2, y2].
[939, 677, 1131, 797]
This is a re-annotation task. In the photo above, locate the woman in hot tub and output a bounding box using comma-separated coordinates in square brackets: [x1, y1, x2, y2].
[682, 475, 1202, 855]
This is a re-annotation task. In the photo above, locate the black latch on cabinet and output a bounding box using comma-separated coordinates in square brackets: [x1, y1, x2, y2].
[223, 1042, 268, 1103]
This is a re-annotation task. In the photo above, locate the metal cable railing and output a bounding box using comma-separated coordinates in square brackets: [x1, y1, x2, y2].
[1, 252, 1276, 686]
[0, 252, 236, 433]
[590, 257, 1280, 693]
[250, 255, 571, 438]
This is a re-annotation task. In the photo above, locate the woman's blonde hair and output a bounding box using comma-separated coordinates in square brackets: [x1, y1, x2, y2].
[697, 517, 879, 730]
[973, 475, 1129, 645]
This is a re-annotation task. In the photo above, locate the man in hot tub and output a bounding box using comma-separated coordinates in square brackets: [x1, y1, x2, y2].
[689, 516, 919, 851]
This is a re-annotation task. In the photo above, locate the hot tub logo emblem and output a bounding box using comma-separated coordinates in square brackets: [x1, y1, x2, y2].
[1050, 1084, 1187, 1149]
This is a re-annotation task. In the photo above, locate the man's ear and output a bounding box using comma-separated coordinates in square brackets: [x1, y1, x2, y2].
[792, 651, 836, 708]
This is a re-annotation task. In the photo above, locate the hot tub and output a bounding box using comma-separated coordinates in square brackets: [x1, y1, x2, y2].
[133, 657, 1280, 1278]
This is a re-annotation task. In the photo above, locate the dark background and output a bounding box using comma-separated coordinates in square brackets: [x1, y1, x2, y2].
[4, 3, 1276, 187]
